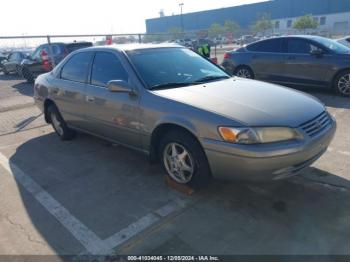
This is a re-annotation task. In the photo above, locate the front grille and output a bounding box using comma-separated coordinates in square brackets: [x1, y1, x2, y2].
[300, 111, 332, 137]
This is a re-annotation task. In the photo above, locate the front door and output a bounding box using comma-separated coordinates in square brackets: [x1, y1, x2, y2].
[283, 38, 331, 87]
[85, 51, 141, 148]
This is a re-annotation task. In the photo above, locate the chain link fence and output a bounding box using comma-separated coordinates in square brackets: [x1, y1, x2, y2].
[0, 33, 234, 81]
[0, 33, 171, 79]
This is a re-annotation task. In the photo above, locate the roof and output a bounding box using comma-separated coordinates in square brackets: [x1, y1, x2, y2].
[253, 35, 330, 41]
[86, 43, 183, 52]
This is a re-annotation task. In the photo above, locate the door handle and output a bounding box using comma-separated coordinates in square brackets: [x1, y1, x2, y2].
[86, 96, 95, 102]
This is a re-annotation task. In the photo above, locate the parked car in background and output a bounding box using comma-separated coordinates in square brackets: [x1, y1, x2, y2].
[21, 41, 92, 82]
[337, 36, 350, 48]
[175, 39, 193, 47]
[0, 53, 7, 73]
[213, 36, 228, 45]
[1, 51, 31, 76]
[34, 44, 336, 187]
[222, 35, 350, 96]
[238, 35, 255, 45]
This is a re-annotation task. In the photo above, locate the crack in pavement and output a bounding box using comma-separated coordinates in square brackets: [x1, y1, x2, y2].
[5, 213, 48, 247]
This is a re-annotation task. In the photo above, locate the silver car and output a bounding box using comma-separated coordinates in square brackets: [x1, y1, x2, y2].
[34, 44, 336, 187]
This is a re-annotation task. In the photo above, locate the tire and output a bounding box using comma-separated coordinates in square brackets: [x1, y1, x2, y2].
[159, 130, 212, 188]
[2, 67, 9, 75]
[16, 65, 23, 77]
[22, 67, 34, 83]
[334, 70, 350, 97]
[47, 104, 75, 141]
[234, 66, 254, 79]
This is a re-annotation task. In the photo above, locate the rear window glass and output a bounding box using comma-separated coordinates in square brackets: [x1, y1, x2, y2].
[66, 43, 93, 53]
[247, 39, 283, 53]
[61, 52, 93, 83]
[43, 45, 64, 56]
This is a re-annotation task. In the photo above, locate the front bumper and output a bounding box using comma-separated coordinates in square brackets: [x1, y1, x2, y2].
[202, 120, 336, 181]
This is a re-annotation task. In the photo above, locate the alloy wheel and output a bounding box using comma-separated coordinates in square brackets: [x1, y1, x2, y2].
[338, 73, 350, 96]
[51, 112, 64, 136]
[236, 68, 252, 79]
[163, 142, 194, 184]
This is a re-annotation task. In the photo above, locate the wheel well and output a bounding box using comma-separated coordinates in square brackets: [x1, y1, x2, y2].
[331, 68, 350, 88]
[149, 124, 202, 163]
[44, 99, 55, 123]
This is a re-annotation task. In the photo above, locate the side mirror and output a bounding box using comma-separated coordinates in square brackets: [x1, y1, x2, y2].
[310, 49, 324, 57]
[107, 80, 137, 95]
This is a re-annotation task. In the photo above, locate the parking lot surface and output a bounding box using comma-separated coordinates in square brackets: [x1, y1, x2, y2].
[0, 72, 350, 257]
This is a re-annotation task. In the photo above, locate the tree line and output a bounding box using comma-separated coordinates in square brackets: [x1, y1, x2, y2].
[167, 13, 320, 39]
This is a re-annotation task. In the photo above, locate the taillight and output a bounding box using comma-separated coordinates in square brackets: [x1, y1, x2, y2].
[40, 50, 52, 71]
[42, 60, 52, 71]
[224, 52, 231, 59]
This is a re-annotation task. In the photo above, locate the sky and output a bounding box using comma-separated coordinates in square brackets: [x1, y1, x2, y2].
[0, 0, 266, 36]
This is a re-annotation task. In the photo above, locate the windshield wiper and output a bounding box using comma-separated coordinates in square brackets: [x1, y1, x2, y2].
[149, 82, 195, 90]
[194, 75, 230, 83]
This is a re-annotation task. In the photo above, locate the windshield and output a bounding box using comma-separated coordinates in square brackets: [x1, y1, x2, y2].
[313, 36, 350, 54]
[127, 48, 229, 89]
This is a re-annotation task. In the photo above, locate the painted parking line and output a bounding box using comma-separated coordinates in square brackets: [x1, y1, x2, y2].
[0, 152, 190, 255]
[0, 152, 109, 255]
[328, 147, 350, 157]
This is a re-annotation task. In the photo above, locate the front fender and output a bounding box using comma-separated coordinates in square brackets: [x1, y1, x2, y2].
[154, 115, 198, 137]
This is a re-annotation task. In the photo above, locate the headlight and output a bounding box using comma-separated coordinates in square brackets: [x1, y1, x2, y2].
[218, 127, 302, 144]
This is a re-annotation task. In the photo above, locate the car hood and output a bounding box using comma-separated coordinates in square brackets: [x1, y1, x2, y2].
[152, 78, 325, 127]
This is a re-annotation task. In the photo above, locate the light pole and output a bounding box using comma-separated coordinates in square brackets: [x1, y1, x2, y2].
[179, 3, 184, 32]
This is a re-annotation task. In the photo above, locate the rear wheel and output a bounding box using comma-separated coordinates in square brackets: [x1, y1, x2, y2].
[234, 66, 254, 79]
[334, 70, 350, 97]
[47, 105, 75, 140]
[22, 67, 34, 83]
[159, 130, 212, 188]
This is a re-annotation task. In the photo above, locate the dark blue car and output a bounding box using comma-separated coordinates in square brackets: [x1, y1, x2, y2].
[222, 35, 350, 96]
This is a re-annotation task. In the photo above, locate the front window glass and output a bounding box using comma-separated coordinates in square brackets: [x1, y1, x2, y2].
[287, 39, 315, 54]
[91, 52, 128, 86]
[127, 48, 228, 89]
[247, 39, 283, 53]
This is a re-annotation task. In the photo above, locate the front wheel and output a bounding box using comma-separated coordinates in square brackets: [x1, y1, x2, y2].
[159, 130, 212, 188]
[334, 70, 350, 97]
[48, 105, 75, 140]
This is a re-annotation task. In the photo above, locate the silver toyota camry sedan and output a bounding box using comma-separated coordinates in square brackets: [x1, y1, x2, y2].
[33, 44, 336, 187]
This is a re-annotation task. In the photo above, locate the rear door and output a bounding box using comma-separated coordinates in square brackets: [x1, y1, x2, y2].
[247, 38, 286, 82]
[50, 51, 94, 129]
[283, 38, 331, 87]
[85, 51, 141, 148]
